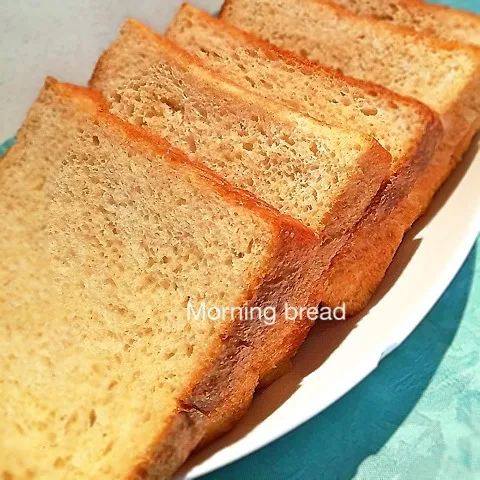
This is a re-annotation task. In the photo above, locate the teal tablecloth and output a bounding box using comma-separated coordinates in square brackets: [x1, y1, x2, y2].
[201, 1, 480, 479]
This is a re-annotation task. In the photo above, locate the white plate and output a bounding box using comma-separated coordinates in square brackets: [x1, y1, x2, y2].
[176, 134, 480, 478]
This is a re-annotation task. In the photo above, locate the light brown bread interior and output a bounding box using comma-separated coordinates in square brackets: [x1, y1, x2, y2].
[332, 0, 480, 46]
[221, 0, 480, 312]
[0, 78, 321, 479]
[167, 5, 441, 176]
[91, 29, 390, 249]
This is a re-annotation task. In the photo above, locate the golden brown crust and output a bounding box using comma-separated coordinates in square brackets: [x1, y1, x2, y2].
[173, 4, 444, 141]
[180, 3, 443, 180]
[383, 0, 480, 22]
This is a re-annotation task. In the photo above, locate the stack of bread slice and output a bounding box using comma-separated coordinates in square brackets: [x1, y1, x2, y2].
[2, 77, 386, 478]
[166, 4, 446, 315]
[95, 10, 442, 318]
[1, 0, 479, 478]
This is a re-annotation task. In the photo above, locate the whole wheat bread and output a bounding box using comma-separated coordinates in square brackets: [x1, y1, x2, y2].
[332, 0, 480, 46]
[166, 3, 442, 317]
[0, 78, 324, 479]
[221, 0, 480, 313]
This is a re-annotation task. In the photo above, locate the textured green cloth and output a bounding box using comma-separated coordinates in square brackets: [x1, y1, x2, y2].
[201, 1, 480, 478]
[0, 137, 15, 156]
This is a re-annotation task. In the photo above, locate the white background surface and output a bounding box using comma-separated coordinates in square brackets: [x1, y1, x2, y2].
[0, 0, 222, 140]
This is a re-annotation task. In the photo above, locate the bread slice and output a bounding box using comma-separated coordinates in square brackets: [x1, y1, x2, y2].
[167, 3, 443, 316]
[221, 0, 480, 313]
[0, 77, 324, 479]
[90, 26, 390, 272]
[332, 0, 480, 46]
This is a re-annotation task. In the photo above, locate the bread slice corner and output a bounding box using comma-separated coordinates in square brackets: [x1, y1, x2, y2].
[90, 17, 166, 99]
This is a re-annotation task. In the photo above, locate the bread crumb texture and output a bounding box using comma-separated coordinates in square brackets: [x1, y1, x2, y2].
[0, 81, 279, 479]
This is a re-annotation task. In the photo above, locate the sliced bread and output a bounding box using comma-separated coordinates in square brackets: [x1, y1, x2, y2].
[221, 0, 480, 313]
[0, 78, 321, 479]
[332, 0, 480, 46]
[167, 4, 441, 175]
[89, 27, 390, 442]
[167, 3, 443, 315]
[90, 28, 390, 271]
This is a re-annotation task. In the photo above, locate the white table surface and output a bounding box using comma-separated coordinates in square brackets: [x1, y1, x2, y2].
[0, 0, 222, 140]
